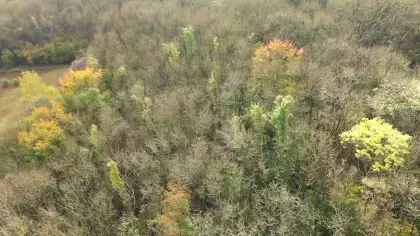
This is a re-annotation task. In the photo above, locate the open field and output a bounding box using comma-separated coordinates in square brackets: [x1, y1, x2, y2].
[0, 66, 68, 134]
[0, 65, 68, 75]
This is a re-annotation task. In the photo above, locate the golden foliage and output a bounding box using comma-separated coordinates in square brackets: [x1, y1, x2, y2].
[18, 103, 71, 160]
[25, 103, 72, 125]
[340, 118, 412, 171]
[18, 120, 63, 155]
[59, 67, 102, 98]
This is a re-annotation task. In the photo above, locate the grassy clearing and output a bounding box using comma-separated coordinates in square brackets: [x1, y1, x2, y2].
[0, 66, 68, 134]
[0, 66, 68, 82]
[0, 88, 24, 134]
[0, 65, 68, 75]
[38, 67, 68, 85]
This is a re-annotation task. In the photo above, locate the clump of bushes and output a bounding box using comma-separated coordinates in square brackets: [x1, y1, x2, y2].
[0, 78, 21, 88]
[7, 68, 22, 73]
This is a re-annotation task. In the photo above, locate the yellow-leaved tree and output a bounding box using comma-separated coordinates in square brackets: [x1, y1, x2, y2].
[18, 71, 72, 162]
[18, 120, 63, 161]
[19, 71, 58, 102]
[340, 117, 412, 172]
[59, 67, 103, 112]
[59, 67, 102, 99]
[18, 102, 72, 162]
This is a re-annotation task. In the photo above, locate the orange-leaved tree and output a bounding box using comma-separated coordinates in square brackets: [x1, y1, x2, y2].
[157, 184, 195, 236]
[250, 38, 304, 106]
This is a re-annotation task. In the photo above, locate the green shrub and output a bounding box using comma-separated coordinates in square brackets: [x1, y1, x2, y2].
[106, 160, 125, 193]
[12, 78, 20, 87]
[2, 79, 9, 88]
[163, 42, 180, 65]
[182, 26, 196, 59]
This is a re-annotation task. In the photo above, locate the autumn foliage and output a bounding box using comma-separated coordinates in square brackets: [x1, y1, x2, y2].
[253, 38, 304, 66]
[340, 117, 412, 172]
[59, 67, 103, 113]
[59, 67, 102, 98]
[250, 38, 304, 105]
[3, 0, 420, 235]
[158, 184, 194, 236]
[18, 103, 72, 161]
[17, 67, 104, 162]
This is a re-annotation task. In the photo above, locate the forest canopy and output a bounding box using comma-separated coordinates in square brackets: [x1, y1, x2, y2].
[1, 0, 420, 235]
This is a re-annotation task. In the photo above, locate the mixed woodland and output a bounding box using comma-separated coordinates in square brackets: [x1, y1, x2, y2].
[1, 0, 420, 235]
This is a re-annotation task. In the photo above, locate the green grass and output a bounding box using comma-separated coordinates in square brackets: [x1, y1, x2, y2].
[0, 67, 68, 134]
[0, 65, 68, 75]
[0, 88, 24, 134]
[41, 67, 68, 85]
